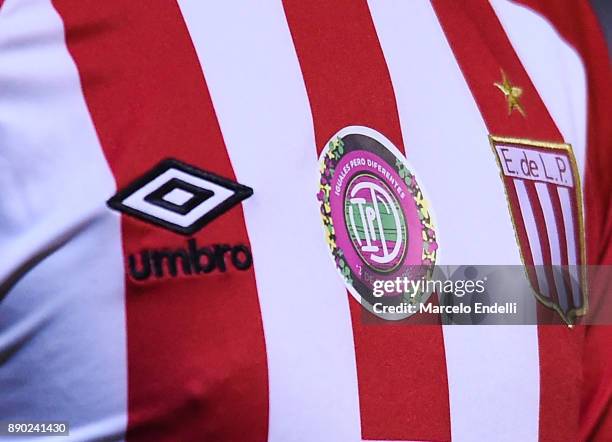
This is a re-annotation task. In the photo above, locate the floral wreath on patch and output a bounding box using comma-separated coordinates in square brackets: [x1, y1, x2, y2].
[317, 136, 438, 304]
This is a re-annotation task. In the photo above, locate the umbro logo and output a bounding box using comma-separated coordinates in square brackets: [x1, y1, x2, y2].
[107, 158, 253, 235]
[128, 238, 253, 281]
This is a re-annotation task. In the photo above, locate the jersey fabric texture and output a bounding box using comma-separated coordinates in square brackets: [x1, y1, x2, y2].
[0, 1, 610, 441]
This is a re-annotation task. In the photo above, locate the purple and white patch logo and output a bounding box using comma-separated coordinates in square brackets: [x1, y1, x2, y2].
[318, 126, 438, 319]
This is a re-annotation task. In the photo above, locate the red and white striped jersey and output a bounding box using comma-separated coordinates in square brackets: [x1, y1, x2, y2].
[0, 1, 610, 441]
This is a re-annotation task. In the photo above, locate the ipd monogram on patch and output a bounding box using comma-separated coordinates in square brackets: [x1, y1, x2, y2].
[317, 126, 438, 319]
[490, 135, 587, 324]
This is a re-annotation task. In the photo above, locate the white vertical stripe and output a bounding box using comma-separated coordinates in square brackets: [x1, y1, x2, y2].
[515, 180, 550, 298]
[490, 0, 588, 293]
[492, 0, 588, 312]
[368, 2, 539, 441]
[490, 0, 587, 177]
[535, 182, 569, 311]
[177, 2, 362, 441]
[559, 187, 582, 307]
[0, 0, 127, 441]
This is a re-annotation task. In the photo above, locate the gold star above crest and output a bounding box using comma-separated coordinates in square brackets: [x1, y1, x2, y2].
[494, 70, 526, 117]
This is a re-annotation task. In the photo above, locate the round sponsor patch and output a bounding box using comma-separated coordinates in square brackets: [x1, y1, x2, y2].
[317, 126, 437, 318]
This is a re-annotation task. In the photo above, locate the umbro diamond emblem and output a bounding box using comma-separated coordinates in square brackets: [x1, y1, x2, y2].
[107, 158, 253, 235]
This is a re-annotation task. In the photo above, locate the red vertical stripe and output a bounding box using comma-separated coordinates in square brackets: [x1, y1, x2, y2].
[569, 189, 584, 268]
[506, 7, 612, 434]
[513, 0, 612, 266]
[53, 2, 268, 441]
[431, 0, 583, 440]
[282, 1, 450, 440]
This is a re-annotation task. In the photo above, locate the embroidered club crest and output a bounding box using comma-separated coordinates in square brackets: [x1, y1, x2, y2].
[490, 135, 587, 324]
[317, 126, 438, 319]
